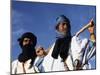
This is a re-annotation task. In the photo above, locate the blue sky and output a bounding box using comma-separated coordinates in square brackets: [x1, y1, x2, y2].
[11, 1, 96, 68]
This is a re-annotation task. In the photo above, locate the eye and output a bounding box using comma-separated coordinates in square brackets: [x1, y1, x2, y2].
[37, 50, 40, 53]
[23, 39, 30, 42]
[62, 23, 66, 25]
[23, 40, 28, 43]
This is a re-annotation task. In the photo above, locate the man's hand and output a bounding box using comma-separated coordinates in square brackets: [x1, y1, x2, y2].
[88, 19, 95, 34]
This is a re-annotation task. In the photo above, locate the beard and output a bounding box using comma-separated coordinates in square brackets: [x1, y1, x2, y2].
[18, 44, 37, 63]
[22, 44, 34, 56]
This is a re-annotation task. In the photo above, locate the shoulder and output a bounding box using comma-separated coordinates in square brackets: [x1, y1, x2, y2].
[71, 35, 80, 42]
[72, 35, 88, 41]
[12, 59, 19, 67]
[71, 35, 89, 46]
[12, 59, 18, 64]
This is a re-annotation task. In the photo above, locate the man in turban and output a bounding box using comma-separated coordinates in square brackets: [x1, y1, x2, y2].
[12, 32, 39, 74]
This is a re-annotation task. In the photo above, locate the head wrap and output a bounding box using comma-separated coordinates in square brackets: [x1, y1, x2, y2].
[55, 15, 70, 31]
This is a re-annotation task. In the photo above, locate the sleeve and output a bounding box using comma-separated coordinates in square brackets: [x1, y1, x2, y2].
[71, 35, 89, 62]
[11, 60, 18, 74]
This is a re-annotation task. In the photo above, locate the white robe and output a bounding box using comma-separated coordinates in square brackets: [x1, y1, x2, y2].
[12, 59, 39, 74]
[42, 43, 67, 72]
[42, 36, 90, 72]
[70, 36, 88, 63]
